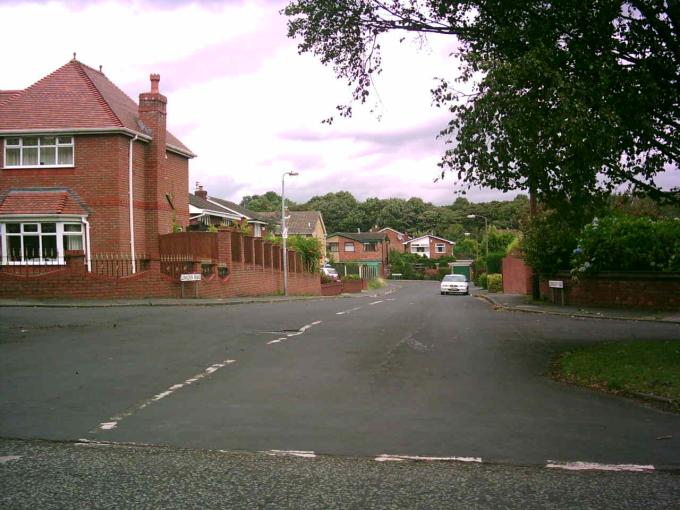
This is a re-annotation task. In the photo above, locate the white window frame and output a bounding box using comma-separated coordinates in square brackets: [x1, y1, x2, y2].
[1, 219, 85, 265]
[435, 243, 446, 253]
[327, 242, 339, 253]
[344, 242, 355, 252]
[253, 223, 262, 237]
[4, 135, 75, 168]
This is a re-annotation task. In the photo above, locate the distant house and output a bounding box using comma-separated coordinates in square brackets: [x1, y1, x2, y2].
[378, 227, 411, 253]
[261, 210, 327, 259]
[326, 231, 389, 279]
[405, 234, 455, 259]
[189, 185, 268, 237]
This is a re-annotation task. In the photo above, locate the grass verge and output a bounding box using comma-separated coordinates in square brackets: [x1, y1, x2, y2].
[553, 340, 680, 413]
[367, 277, 385, 290]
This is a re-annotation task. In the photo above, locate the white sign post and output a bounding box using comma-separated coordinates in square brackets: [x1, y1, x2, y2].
[180, 273, 201, 298]
[548, 280, 565, 305]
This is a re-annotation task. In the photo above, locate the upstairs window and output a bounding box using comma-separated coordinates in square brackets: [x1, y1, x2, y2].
[327, 242, 339, 252]
[363, 242, 377, 252]
[4, 136, 74, 168]
[344, 242, 355, 252]
[435, 243, 446, 253]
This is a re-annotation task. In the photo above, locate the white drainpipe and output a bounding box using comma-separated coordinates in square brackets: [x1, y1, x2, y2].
[128, 135, 138, 273]
[83, 217, 92, 272]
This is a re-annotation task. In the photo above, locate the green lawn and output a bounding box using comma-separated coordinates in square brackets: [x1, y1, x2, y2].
[554, 340, 680, 412]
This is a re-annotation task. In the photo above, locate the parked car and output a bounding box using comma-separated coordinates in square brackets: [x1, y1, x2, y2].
[440, 274, 469, 295]
[321, 265, 340, 282]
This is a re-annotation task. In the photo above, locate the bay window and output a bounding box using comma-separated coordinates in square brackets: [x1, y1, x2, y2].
[1, 221, 84, 264]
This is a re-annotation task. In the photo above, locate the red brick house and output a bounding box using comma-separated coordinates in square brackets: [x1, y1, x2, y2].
[378, 227, 410, 253]
[326, 231, 389, 279]
[0, 58, 193, 267]
[404, 234, 455, 259]
[0, 59, 320, 299]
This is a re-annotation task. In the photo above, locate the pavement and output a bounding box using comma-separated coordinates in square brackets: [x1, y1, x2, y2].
[477, 290, 680, 324]
[0, 281, 677, 324]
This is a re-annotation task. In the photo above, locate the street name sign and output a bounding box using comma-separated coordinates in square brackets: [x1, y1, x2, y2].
[180, 273, 201, 282]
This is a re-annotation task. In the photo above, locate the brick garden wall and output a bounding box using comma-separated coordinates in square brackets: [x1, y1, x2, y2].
[0, 230, 321, 300]
[502, 255, 534, 294]
[539, 272, 680, 310]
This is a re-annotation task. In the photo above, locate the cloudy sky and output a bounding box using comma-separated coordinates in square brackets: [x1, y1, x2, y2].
[2, 0, 676, 206]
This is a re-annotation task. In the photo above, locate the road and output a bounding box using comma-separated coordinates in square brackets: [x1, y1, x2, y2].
[1, 281, 679, 507]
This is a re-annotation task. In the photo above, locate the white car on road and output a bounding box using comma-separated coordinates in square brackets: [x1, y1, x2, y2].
[440, 274, 469, 295]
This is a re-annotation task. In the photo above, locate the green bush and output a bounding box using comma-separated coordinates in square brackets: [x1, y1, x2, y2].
[477, 273, 488, 289]
[485, 251, 505, 274]
[521, 210, 581, 276]
[487, 273, 503, 293]
[572, 215, 680, 274]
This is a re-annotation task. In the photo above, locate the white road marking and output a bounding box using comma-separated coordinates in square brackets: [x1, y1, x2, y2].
[336, 306, 361, 315]
[95, 359, 235, 432]
[266, 322, 323, 344]
[546, 461, 655, 472]
[0, 456, 22, 464]
[386, 298, 396, 302]
[369, 300, 384, 305]
[375, 454, 482, 463]
[264, 449, 317, 458]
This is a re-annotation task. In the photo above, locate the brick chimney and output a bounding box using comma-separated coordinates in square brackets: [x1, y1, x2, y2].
[139, 74, 169, 257]
[195, 184, 208, 200]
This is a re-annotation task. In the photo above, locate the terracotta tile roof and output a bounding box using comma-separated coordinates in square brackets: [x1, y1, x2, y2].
[0, 60, 192, 155]
[0, 188, 90, 216]
[0, 90, 21, 104]
[328, 232, 388, 242]
[260, 211, 324, 235]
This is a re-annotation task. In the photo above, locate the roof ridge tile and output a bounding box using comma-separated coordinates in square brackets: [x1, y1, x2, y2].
[74, 61, 124, 128]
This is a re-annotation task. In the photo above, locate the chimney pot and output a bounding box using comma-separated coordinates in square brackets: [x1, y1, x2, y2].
[150, 73, 160, 94]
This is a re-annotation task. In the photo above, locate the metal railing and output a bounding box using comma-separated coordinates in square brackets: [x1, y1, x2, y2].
[91, 253, 150, 278]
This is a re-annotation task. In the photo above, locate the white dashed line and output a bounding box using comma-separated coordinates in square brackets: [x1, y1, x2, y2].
[266, 321, 323, 344]
[336, 306, 361, 315]
[375, 454, 482, 463]
[264, 449, 317, 458]
[369, 300, 384, 305]
[95, 359, 235, 432]
[546, 461, 655, 472]
[0, 456, 22, 464]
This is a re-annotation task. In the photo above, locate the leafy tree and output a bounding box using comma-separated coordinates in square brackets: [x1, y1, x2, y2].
[284, 1, 679, 206]
[299, 191, 359, 233]
[241, 191, 295, 212]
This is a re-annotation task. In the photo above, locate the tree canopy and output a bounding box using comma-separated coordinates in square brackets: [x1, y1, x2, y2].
[284, 1, 679, 206]
[242, 189, 529, 239]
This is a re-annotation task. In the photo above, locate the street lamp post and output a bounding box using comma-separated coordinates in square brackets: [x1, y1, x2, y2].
[467, 214, 489, 272]
[281, 171, 299, 296]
